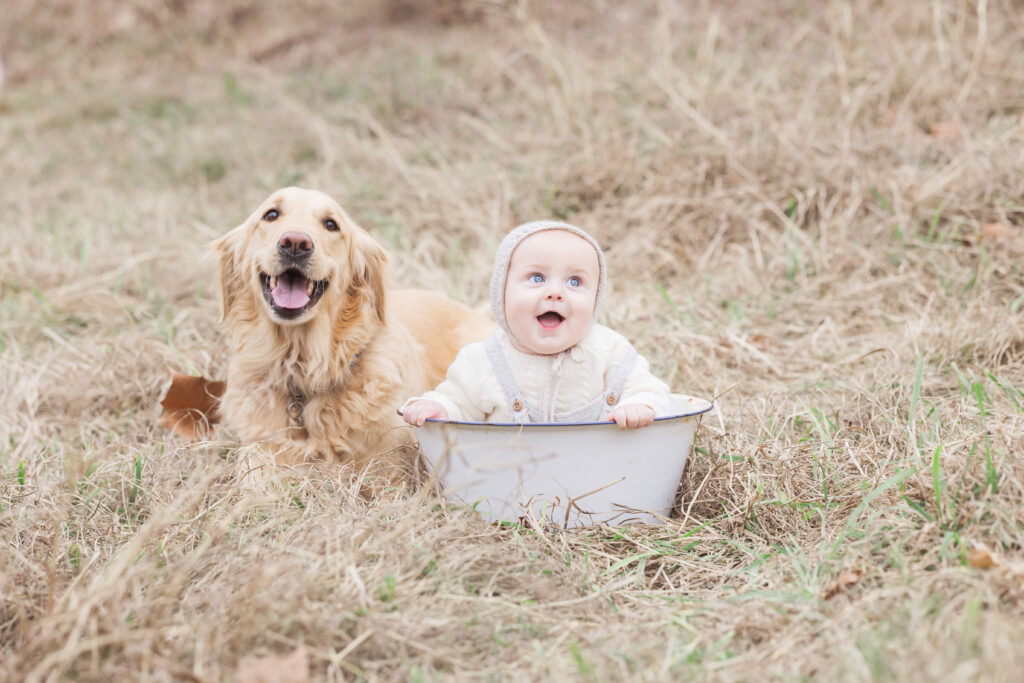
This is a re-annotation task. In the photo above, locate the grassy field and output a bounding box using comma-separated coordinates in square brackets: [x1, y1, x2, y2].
[2, 1, 1023, 680]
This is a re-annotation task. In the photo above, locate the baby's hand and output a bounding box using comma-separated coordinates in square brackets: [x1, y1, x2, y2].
[402, 399, 449, 426]
[603, 403, 655, 430]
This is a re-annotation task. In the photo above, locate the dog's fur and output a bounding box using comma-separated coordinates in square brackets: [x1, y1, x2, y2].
[213, 187, 493, 481]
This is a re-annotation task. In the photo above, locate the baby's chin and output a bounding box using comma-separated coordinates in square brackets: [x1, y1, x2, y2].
[508, 335, 580, 356]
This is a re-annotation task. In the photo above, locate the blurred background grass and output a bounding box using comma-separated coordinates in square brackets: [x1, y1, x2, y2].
[2, 1, 1023, 680]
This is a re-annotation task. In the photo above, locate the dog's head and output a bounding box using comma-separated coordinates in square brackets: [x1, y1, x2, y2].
[213, 187, 388, 327]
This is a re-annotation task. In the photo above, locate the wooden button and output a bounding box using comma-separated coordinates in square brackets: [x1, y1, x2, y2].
[605, 393, 617, 406]
[512, 399, 523, 412]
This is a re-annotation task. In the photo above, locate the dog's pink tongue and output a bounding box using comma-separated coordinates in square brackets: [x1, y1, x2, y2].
[272, 274, 310, 309]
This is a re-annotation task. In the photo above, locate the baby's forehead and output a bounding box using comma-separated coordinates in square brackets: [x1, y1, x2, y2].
[510, 229, 600, 264]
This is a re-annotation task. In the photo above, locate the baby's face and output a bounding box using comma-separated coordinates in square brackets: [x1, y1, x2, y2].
[504, 230, 600, 355]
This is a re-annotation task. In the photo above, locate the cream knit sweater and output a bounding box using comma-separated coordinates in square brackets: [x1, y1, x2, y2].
[409, 325, 671, 423]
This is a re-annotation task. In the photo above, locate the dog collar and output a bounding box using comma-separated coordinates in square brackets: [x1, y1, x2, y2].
[287, 389, 305, 426]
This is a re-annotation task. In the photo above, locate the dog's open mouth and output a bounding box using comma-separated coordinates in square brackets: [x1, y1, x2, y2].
[260, 270, 328, 319]
[537, 311, 565, 329]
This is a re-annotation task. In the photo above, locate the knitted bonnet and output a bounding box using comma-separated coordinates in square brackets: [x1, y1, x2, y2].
[489, 220, 607, 337]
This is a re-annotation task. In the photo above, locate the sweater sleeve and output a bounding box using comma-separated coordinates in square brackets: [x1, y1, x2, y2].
[616, 353, 672, 416]
[402, 342, 494, 422]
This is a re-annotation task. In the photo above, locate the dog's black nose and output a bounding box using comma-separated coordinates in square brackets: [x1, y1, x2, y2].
[278, 232, 314, 258]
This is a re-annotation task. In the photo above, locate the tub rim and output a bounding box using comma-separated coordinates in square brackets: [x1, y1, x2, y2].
[405, 393, 713, 428]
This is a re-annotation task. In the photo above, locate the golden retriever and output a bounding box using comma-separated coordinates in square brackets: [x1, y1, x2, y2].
[212, 187, 493, 482]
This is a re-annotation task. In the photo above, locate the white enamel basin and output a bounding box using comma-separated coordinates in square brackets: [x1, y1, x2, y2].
[416, 394, 712, 527]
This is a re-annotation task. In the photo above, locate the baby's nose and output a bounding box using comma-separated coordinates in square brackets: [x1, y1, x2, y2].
[544, 285, 563, 300]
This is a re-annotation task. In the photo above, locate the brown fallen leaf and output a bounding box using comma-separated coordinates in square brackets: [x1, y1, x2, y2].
[980, 222, 1014, 243]
[158, 372, 225, 440]
[236, 645, 309, 683]
[967, 545, 996, 569]
[749, 333, 778, 349]
[823, 569, 863, 600]
[929, 119, 962, 139]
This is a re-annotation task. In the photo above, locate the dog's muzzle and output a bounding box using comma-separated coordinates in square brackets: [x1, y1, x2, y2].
[260, 269, 328, 320]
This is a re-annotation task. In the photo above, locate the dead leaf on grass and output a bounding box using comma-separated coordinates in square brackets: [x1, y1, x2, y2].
[979, 222, 1014, 243]
[158, 372, 225, 440]
[929, 119, 962, 139]
[967, 545, 997, 569]
[823, 569, 863, 600]
[749, 333, 778, 349]
[236, 645, 309, 683]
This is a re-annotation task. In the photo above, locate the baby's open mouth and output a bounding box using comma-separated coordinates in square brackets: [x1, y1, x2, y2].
[260, 269, 328, 319]
[537, 311, 564, 329]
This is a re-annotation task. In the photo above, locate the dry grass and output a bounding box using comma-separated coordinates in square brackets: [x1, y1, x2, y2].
[2, 0, 1024, 680]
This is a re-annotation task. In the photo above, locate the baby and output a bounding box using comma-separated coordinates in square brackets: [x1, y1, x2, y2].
[402, 220, 671, 429]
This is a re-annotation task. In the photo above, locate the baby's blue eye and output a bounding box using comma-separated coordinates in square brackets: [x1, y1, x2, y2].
[530, 274, 545, 283]
[568, 276, 581, 287]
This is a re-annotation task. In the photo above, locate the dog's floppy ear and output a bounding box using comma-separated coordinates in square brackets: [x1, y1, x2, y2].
[349, 230, 389, 325]
[211, 222, 248, 322]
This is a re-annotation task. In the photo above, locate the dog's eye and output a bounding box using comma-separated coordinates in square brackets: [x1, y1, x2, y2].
[323, 218, 340, 232]
[263, 209, 280, 222]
